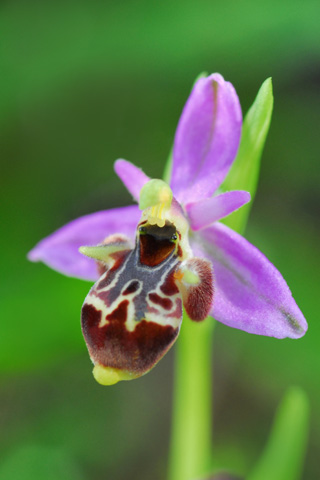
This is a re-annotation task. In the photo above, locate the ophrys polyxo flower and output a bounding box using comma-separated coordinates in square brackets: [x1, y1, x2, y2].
[28, 74, 307, 385]
[80, 180, 214, 385]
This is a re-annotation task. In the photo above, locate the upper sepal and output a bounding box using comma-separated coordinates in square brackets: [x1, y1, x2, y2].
[171, 73, 242, 204]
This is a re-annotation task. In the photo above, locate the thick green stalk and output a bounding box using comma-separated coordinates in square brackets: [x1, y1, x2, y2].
[168, 313, 215, 480]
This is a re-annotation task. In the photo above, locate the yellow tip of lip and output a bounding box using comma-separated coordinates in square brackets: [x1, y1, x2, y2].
[93, 365, 139, 386]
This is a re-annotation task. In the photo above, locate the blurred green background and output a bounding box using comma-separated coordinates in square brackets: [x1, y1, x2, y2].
[0, 0, 319, 479]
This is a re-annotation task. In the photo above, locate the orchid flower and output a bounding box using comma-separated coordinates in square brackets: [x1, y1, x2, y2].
[28, 74, 307, 386]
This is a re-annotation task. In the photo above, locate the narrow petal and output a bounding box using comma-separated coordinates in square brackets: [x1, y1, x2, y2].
[28, 206, 140, 281]
[193, 223, 307, 338]
[186, 191, 251, 231]
[171, 74, 242, 204]
[114, 159, 150, 202]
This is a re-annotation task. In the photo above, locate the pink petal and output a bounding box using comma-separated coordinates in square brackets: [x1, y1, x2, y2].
[28, 206, 140, 281]
[171, 74, 242, 205]
[186, 191, 251, 231]
[114, 159, 150, 202]
[193, 223, 307, 339]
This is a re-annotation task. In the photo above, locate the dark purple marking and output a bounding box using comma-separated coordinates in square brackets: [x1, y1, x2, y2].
[97, 250, 130, 290]
[81, 304, 104, 349]
[97, 262, 108, 277]
[168, 298, 182, 318]
[81, 300, 179, 376]
[106, 300, 129, 323]
[123, 280, 140, 295]
[140, 234, 175, 267]
[149, 292, 173, 310]
[160, 270, 179, 296]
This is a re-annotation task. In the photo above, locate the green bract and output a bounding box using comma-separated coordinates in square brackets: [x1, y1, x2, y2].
[221, 78, 273, 234]
[248, 387, 309, 480]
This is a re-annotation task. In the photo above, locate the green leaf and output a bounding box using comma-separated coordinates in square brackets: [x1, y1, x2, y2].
[221, 78, 273, 234]
[247, 387, 309, 480]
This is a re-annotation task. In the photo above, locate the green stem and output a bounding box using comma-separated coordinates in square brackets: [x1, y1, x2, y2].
[168, 312, 215, 480]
